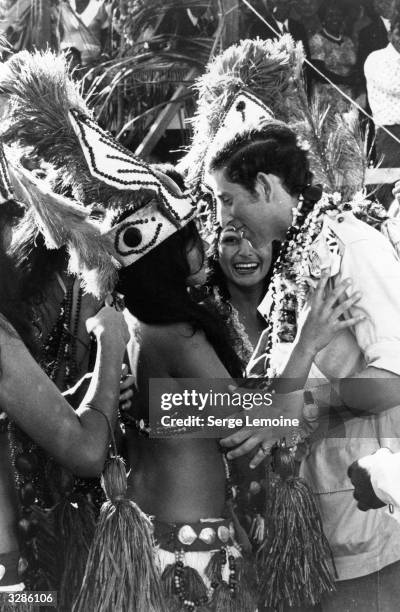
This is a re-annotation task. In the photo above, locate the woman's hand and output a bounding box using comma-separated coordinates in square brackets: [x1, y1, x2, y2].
[298, 270, 365, 358]
[86, 303, 130, 347]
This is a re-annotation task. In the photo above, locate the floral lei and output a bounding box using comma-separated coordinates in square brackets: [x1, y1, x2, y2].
[210, 285, 255, 367]
[260, 189, 387, 381]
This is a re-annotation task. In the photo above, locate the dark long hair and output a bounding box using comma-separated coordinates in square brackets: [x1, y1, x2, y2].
[8, 208, 68, 339]
[117, 220, 243, 377]
[0, 206, 37, 355]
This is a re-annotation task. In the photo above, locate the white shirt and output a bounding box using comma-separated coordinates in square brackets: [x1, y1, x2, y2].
[275, 18, 289, 34]
[364, 43, 400, 126]
[359, 448, 400, 523]
[295, 212, 400, 579]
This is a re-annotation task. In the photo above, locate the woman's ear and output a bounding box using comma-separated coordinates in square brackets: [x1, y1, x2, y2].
[255, 172, 272, 202]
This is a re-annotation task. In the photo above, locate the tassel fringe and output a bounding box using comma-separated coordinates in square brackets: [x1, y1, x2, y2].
[258, 473, 336, 610]
[72, 456, 166, 612]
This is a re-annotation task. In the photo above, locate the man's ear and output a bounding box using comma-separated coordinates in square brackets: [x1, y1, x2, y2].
[255, 172, 272, 201]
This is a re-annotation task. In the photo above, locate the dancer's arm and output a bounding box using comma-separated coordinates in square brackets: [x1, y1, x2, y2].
[0, 306, 129, 476]
[220, 276, 363, 463]
[274, 272, 364, 393]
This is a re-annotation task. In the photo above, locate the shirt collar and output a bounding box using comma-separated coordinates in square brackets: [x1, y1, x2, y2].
[386, 42, 400, 60]
[381, 16, 391, 32]
[276, 18, 289, 32]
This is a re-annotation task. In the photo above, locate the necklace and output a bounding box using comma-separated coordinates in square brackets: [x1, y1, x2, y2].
[8, 275, 97, 589]
[210, 286, 254, 367]
[41, 277, 82, 387]
[322, 28, 343, 43]
[260, 189, 389, 380]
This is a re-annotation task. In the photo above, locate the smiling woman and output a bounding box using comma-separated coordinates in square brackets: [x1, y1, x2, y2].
[206, 226, 276, 353]
[218, 226, 272, 289]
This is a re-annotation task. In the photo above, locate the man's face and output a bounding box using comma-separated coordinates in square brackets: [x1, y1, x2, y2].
[294, 0, 319, 18]
[270, 0, 292, 22]
[208, 168, 295, 248]
[373, 0, 395, 20]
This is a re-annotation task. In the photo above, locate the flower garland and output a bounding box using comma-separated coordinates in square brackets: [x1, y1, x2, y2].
[210, 286, 255, 368]
[259, 190, 355, 380]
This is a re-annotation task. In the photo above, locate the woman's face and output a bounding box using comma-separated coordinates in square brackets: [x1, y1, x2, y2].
[295, 0, 319, 18]
[218, 227, 272, 289]
[323, 6, 344, 34]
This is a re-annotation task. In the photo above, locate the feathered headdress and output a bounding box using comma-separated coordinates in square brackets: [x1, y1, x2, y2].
[0, 50, 198, 294]
[182, 35, 366, 200]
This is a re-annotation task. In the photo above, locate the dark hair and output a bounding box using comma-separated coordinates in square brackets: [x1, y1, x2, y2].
[9, 209, 68, 327]
[208, 121, 312, 196]
[0, 209, 37, 354]
[206, 229, 279, 303]
[318, 0, 346, 21]
[151, 162, 187, 192]
[116, 220, 243, 377]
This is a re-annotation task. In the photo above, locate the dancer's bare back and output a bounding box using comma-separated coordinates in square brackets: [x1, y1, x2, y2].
[126, 321, 234, 523]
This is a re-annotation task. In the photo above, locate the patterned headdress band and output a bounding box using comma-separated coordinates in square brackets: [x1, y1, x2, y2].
[69, 109, 197, 267]
[204, 90, 274, 175]
[0, 140, 15, 204]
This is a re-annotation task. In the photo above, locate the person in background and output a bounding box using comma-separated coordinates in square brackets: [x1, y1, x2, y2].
[309, 0, 358, 114]
[59, 0, 110, 65]
[292, 0, 322, 37]
[358, 0, 395, 70]
[348, 448, 400, 516]
[245, 0, 310, 57]
[364, 10, 400, 208]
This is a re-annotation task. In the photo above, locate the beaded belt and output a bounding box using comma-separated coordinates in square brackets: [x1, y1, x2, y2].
[153, 518, 235, 553]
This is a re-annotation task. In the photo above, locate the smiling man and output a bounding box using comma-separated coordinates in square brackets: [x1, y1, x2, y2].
[207, 119, 400, 611]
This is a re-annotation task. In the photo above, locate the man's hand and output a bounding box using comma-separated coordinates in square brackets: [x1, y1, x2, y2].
[348, 457, 386, 511]
[119, 363, 135, 412]
[220, 389, 304, 468]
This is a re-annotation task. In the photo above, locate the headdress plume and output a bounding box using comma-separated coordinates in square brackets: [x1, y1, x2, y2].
[183, 36, 366, 199]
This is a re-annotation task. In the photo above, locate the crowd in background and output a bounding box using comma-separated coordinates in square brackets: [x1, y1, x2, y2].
[244, 0, 400, 205]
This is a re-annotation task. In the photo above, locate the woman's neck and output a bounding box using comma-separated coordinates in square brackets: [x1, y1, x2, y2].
[226, 280, 265, 316]
[225, 281, 266, 350]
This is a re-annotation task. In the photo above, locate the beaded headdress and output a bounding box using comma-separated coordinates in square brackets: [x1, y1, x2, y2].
[183, 35, 366, 199]
[68, 109, 197, 268]
[0, 140, 14, 204]
[204, 90, 274, 171]
[0, 50, 198, 292]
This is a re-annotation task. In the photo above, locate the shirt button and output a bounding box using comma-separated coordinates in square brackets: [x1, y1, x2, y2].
[337, 215, 344, 223]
